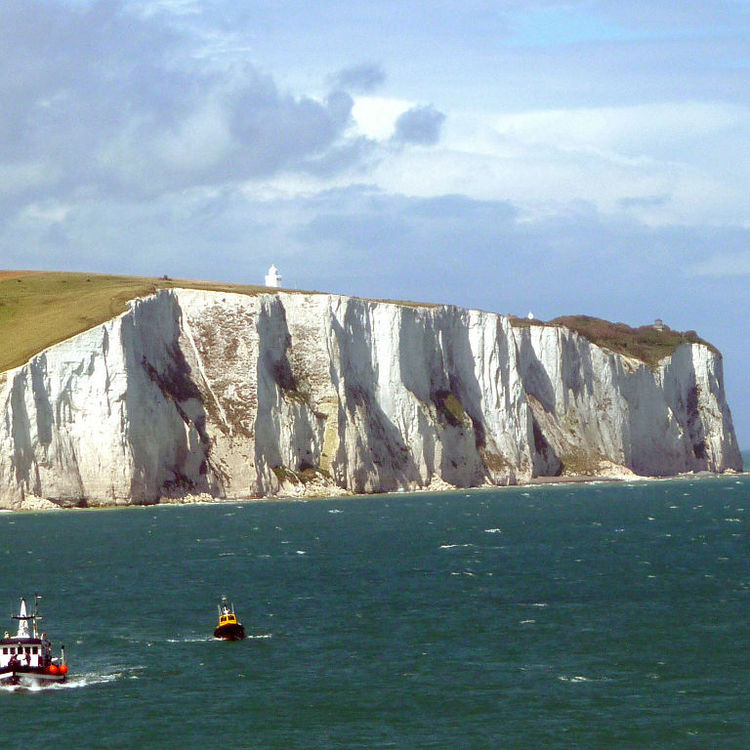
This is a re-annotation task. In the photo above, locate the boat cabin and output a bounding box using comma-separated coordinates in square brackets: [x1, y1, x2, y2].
[217, 602, 238, 626]
[1, 641, 47, 670]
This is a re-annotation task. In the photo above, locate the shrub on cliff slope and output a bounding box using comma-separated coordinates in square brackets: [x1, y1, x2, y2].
[510, 313, 714, 369]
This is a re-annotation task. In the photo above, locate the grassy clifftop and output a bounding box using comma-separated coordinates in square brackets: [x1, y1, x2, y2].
[0, 271, 271, 373]
[0, 271, 715, 374]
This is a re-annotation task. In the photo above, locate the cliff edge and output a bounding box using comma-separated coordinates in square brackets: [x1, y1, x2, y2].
[0, 288, 742, 508]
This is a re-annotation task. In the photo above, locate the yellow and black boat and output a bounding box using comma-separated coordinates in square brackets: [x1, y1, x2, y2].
[213, 596, 246, 640]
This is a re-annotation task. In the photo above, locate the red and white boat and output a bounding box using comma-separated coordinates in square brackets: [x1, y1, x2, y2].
[0, 595, 68, 688]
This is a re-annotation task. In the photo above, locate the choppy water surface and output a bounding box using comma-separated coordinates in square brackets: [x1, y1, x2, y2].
[1, 475, 749, 748]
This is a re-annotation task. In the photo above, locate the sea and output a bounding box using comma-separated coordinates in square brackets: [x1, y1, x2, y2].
[1, 461, 749, 749]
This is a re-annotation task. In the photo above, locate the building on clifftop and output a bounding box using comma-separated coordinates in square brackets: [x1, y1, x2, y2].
[265, 264, 282, 288]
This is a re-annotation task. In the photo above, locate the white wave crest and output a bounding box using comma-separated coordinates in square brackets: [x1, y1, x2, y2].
[1, 668, 132, 693]
[557, 673, 610, 684]
[166, 636, 215, 643]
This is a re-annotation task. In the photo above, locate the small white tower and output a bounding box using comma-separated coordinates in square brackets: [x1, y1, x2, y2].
[265, 264, 282, 288]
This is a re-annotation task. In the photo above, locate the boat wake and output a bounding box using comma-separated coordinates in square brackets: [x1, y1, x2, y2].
[557, 674, 611, 684]
[0, 667, 140, 693]
[210, 633, 273, 641]
[166, 631, 273, 644]
[166, 636, 216, 643]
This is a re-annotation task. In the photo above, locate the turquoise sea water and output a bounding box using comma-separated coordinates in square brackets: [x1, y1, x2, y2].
[1, 474, 749, 749]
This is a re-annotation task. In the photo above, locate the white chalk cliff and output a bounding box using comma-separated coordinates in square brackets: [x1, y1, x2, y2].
[0, 289, 742, 508]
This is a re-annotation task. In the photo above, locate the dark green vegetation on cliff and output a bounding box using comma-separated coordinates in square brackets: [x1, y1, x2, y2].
[510, 313, 715, 369]
[0, 271, 716, 375]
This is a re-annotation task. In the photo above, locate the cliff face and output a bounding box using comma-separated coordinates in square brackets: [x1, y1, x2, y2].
[0, 290, 742, 508]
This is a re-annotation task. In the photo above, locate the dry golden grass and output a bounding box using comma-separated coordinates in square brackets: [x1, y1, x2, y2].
[0, 270, 40, 281]
[0, 271, 273, 373]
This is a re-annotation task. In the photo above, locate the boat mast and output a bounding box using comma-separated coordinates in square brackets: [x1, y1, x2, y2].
[13, 598, 30, 638]
[33, 593, 43, 638]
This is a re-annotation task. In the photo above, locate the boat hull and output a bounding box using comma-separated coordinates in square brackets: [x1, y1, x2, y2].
[213, 623, 246, 640]
[0, 667, 66, 688]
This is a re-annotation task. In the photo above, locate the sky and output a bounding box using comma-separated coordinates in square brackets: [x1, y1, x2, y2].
[2, 0, 750, 446]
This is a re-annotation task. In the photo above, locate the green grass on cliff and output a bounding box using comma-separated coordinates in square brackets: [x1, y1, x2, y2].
[0, 272, 271, 373]
[510, 313, 715, 368]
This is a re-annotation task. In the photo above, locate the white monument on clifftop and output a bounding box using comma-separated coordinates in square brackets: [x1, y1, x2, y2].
[265, 264, 281, 288]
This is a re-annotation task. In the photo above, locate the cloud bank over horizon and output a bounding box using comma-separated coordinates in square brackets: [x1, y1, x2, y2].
[2, 0, 750, 441]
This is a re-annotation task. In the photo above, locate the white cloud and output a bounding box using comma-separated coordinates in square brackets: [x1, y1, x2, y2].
[343, 101, 750, 227]
[351, 97, 414, 140]
[478, 102, 750, 157]
[4, 2, 747, 231]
